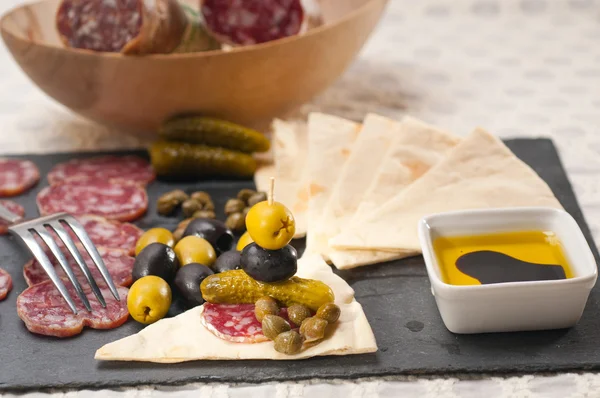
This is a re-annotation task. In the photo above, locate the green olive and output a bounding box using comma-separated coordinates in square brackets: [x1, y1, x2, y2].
[236, 231, 254, 251]
[287, 304, 312, 326]
[316, 303, 341, 324]
[127, 276, 172, 325]
[273, 330, 303, 355]
[245, 201, 295, 250]
[262, 315, 291, 340]
[135, 228, 175, 256]
[255, 296, 279, 322]
[299, 317, 328, 343]
[174, 236, 216, 267]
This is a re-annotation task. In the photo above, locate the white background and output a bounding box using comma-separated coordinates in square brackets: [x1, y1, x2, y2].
[1, 0, 600, 396]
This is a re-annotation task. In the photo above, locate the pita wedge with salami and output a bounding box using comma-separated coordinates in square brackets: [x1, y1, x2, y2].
[326, 117, 461, 269]
[303, 113, 362, 255]
[329, 128, 563, 253]
[95, 254, 377, 362]
[254, 119, 309, 238]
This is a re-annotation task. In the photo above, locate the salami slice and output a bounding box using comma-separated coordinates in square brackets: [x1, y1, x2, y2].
[17, 279, 129, 337]
[0, 158, 40, 197]
[37, 179, 148, 222]
[48, 156, 155, 186]
[73, 215, 143, 256]
[56, 0, 188, 54]
[0, 267, 13, 301]
[201, 303, 294, 343]
[0, 200, 24, 235]
[24, 245, 135, 288]
[200, 0, 305, 46]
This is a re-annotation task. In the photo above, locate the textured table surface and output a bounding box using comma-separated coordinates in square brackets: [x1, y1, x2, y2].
[1, 0, 600, 397]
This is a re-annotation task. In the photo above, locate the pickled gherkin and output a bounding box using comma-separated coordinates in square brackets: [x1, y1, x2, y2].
[159, 116, 271, 153]
[200, 270, 334, 312]
[150, 141, 256, 180]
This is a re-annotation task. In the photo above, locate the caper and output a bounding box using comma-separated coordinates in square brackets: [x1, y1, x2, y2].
[287, 304, 312, 326]
[247, 192, 268, 207]
[193, 210, 216, 219]
[182, 199, 203, 217]
[243, 206, 250, 217]
[225, 212, 245, 233]
[299, 317, 328, 343]
[237, 189, 256, 204]
[190, 191, 212, 205]
[173, 218, 193, 242]
[157, 189, 189, 216]
[273, 330, 303, 355]
[203, 200, 215, 211]
[255, 296, 279, 322]
[316, 303, 341, 324]
[261, 315, 291, 340]
[225, 199, 246, 215]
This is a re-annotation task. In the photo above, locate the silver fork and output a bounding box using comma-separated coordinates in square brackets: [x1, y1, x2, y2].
[0, 204, 120, 314]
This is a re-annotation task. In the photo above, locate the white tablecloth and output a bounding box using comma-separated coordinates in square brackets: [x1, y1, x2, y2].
[2, 0, 600, 396]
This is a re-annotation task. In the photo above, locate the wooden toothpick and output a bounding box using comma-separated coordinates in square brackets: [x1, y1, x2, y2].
[268, 177, 275, 205]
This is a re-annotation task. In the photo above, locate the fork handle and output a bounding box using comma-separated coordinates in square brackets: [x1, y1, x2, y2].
[0, 203, 22, 224]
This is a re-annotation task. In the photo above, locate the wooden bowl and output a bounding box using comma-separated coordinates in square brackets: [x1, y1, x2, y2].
[0, 0, 387, 133]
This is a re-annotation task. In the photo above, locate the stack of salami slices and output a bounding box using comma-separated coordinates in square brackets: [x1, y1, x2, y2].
[0, 158, 41, 301]
[16, 156, 154, 337]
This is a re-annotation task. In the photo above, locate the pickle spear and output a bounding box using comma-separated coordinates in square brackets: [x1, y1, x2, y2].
[159, 116, 271, 153]
[150, 141, 257, 180]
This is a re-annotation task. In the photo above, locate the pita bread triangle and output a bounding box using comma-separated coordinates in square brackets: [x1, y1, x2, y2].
[325, 116, 460, 269]
[329, 128, 563, 253]
[95, 254, 377, 362]
[303, 113, 361, 255]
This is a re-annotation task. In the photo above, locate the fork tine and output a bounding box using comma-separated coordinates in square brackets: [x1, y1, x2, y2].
[63, 216, 121, 302]
[48, 221, 106, 308]
[35, 228, 92, 312]
[19, 230, 78, 315]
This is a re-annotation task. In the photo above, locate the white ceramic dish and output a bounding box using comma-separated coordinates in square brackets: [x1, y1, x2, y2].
[418, 207, 598, 334]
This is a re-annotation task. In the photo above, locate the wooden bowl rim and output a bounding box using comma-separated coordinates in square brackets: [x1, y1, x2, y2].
[0, 0, 384, 60]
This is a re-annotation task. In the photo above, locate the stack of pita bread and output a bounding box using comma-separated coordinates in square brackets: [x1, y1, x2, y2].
[257, 113, 563, 270]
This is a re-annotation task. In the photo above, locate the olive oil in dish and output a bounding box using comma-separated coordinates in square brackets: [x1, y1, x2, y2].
[433, 230, 573, 286]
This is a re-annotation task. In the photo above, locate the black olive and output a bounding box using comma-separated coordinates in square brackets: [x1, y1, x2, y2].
[183, 218, 234, 255]
[132, 242, 180, 284]
[166, 293, 189, 317]
[213, 250, 242, 273]
[240, 243, 297, 282]
[174, 263, 214, 307]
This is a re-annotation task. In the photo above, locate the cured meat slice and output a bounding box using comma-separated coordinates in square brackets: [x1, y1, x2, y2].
[48, 155, 155, 186]
[56, 0, 188, 54]
[201, 0, 305, 46]
[24, 245, 135, 288]
[37, 179, 148, 222]
[201, 303, 294, 343]
[73, 215, 143, 256]
[0, 158, 40, 197]
[0, 200, 24, 235]
[0, 267, 13, 301]
[17, 279, 129, 337]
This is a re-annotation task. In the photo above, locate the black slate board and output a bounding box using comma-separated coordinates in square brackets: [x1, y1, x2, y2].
[0, 139, 599, 392]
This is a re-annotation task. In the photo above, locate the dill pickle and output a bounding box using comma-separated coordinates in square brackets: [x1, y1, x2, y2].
[159, 116, 270, 153]
[200, 269, 335, 312]
[150, 141, 256, 180]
